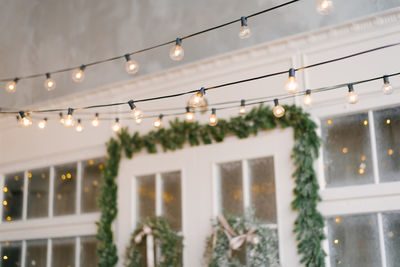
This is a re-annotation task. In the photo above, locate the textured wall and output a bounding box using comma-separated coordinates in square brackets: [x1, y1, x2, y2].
[0, 0, 398, 108]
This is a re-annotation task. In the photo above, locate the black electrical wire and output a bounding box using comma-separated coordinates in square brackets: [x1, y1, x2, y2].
[0, 0, 300, 83]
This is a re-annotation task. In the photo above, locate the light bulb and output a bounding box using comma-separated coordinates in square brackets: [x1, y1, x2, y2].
[5, 78, 19, 93]
[72, 65, 86, 83]
[44, 73, 56, 91]
[303, 90, 312, 107]
[124, 54, 139, 74]
[273, 99, 285, 118]
[64, 108, 75, 128]
[185, 106, 195, 122]
[59, 112, 65, 125]
[238, 17, 251, 39]
[208, 108, 218, 126]
[91, 113, 100, 127]
[19, 112, 32, 127]
[285, 68, 299, 94]
[189, 87, 206, 108]
[239, 99, 246, 115]
[128, 100, 144, 124]
[382, 75, 393, 95]
[112, 118, 121, 133]
[169, 38, 184, 61]
[346, 84, 358, 104]
[153, 114, 163, 129]
[75, 119, 84, 133]
[38, 118, 47, 129]
[316, 0, 333, 15]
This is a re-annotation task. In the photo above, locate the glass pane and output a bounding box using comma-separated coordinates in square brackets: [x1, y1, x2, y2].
[54, 163, 77, 216]
[327, 213, 381, 267]
[373, 107, 400, 183]
[248, 157, 276, 223]
[26, 239, 47, 267]
[322, 113, 374, 187]
[0, 241, 22, 267]
[27, 168, 49, 219]
[2, 172, 24, 222]
[136, 175, 156, 224]
[81, 159, 104, 213]
[161, 171, 182, 230]
[382, 212, 400, 267]
[52, 238, 75, 267]
[219, 161, 243, 215]
[80, 236, 98, 267]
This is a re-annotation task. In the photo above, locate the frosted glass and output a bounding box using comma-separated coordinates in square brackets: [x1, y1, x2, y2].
[136, 175, 156, 223]
[81, 158, 104, 213]
[52, 238, 75, 267]
[2, 172, 24, 222]
[53, 163, 77, 216]
[27, 168, 49, 219]
[327, 213, 381, 267]
[161, 171, 182, 230]
[373, 107, 400, 183]
[26, 239, 47, 267]
[81, 236, 98, 267]
[0, 241, 22, 267]
[322, 113, 374, 187]
[219, 161, 243, 215]
[248, 157, 276, 223]
[382, 212, 400, 267]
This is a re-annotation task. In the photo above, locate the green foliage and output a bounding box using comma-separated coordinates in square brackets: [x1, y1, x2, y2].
[98, 104, 326, 266]
[124, 217, 183, 267]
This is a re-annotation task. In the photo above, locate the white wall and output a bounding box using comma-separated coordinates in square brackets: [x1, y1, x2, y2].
[1, 7, 400, 267]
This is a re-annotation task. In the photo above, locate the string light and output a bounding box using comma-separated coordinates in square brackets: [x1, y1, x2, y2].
[238, 17, 251, 39]
[72, 65, 86, 83]
[112, 118, 121, 132]
[285, 68, 299, 94]
[124, 54, 139, 74]
[64, 108, 75, 127]
[316, 0, 333, 15]
[19, 111, 32, 127]
[75, 119, 84, 132]
[382, 75, 393, 95]
[273, 99, 285, 118]
[153, 114, 164, 129]
[38, 118, 48, 129]
[128, 100, 143, 124]
[170, 38, 184, 61]
[44, 73, 56, 91]
[5, 78, 19, 93]
[208, 108, 218, 126]
[59, 112, 65, 125]
[239, 99, 246, 115]
[346, 84, 358, 104]
[303, 89, 312, 107]
[189, 87, 206, 108]
[91, 113, 100, 127]
[185, 106, 195, 122]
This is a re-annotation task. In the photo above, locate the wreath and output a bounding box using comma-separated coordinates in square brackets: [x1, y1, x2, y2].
[205, 211, 280, 267]
[124, 217, 183, 267]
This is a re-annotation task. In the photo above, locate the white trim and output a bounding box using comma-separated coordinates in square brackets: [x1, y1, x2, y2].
[368, 110, 381, 184]
[75, 236, 81, 267]
[76, 161, 82, 215]
[48, 166, 55, 218]
[22, 171, 28, 221]
[377, 213, 388, 267]
[130, 177, 137, 230]
[155, 173, 162, 216]
[46, 238, 52, 267]
[21, 239, 26, 267]
[0, 174, 4, 224]
[212, 163, 220, 217]
[242, 159, 250, 210]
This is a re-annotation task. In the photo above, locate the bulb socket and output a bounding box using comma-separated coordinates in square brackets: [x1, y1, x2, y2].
[240, 99, 245, 106]
[383, 75, 390, 84]
[305, 89, 311, 95]
[79, 65, 86, 71]
[95, 113, 99, 117]
[67, 108, 73, 115]
[124, 54, 131, 61]
[13, 77, 19, 83]
[44, 118, 48, 122]
[128, 100, 136, 110]
[77, 119, 81, 124]
[59, 112, 63, 118]
[46, 73, 51, 79]
[199, 87, 206, 96]
[175, 38, 182, 46]
[288, 68, 296, 78]
[240, 16, 248, 26]
[274, 99, 279, 106]
[348, 84, 354, 92]
[19, 111, 26, 119]
[185, 106, 191, 113]
[211, 108, 216, 115]
[115, 118, 119, 123]
[159, 114, 164, 119]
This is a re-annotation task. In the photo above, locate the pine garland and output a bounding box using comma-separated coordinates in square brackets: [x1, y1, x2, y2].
[97, 104, 326, 266]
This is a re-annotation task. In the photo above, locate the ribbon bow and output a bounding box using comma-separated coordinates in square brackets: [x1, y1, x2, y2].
[134, 224, 155, 267]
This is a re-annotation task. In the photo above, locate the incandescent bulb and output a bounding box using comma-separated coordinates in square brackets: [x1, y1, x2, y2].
[208, 108, 218, 126]
[185, 106, 195, 122]
[44, 73, 56, 91]
[169, 38, 184, 61]
[75, 119, 84, 133]
[128, 100, 143, 124]
[6, 78, 18, 93]
[382, 75, 393, 95]
[238, 17, 251, 39]
[112, 118, 121, 133]
[273, 99, 285, 118]
[303, 90, 312, 107]
[72, 65, 86, 83]
[189, 87, 206, 108]
[59, 113, 65, 125]
[239, 99, 246, 115]
[38, 118, 47, 129]
[285, 68, 299, 94]
[346, 84, 358, 104]
[91, 113, 100, 127]
[22, 116, 32, 127]
[153, 114, 163, 129]
[316, 0, 333, 15]
[64, 108, 75, 127]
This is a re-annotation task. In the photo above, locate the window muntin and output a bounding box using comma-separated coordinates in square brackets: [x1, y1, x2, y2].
[26, 239, 47, 267]
[27, 168, 49, 219]
[81, 158, 104, 213]
[2, 172, 24, 222]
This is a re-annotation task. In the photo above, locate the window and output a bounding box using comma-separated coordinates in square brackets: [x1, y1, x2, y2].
[26, 239, 47, 267]
[0, 241, 22, 267]
[27, 169, 49, 219]
[54, 163, 77, 216]
[2, 172, 24, 222]
[216, 156, 277, 224]
[135, 171, 182, 230]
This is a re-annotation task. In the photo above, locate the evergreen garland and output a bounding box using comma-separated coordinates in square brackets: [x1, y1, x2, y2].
[124, 217, 183, 267]
[97, 104, 326, 267]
